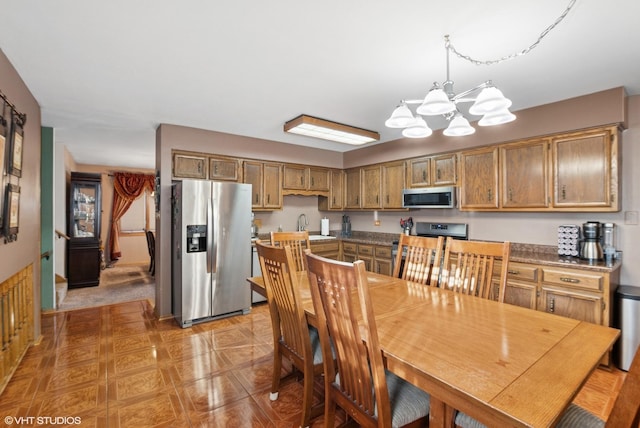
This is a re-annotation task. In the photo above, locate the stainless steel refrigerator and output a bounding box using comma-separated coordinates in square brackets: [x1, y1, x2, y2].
[172, 180, 252, 328]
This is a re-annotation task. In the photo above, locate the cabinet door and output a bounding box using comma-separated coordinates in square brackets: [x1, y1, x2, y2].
[552, 128, 613, 208]
[374, 245, 392, 276]
[382, 161, 405, 209]
[362, 166, 382, 209]
[243, 161, 263, 208]
[173, 153, 207, 179]
[345, 169, 362, 209]
[407, 157, 431, 187]
[209, 157, 238, 181]
[501, 140, 549, 208]
[283, 165, 307, 190]
[309, 167, 329, 191]
[328, 169, 344, 210]
[263, 163, 282, 209]
[432, 153, 457, 186]
[497, 279, 538, 309]
[460, 147, 499, 209]
[538, 286, 603, 325]
[67, 245, 101, 288]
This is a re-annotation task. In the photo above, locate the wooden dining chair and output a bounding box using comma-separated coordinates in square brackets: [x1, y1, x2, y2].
[270, 230, 311, 272]
[255, 241, 324, 428]
[392, 234, 444, 285]
[305, 250, 430, 427]
[456, 345, 640, 428]
[439, 237, 510, 302]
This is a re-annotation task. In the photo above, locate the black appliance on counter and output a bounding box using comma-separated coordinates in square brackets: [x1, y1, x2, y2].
[391, 222, 468, 274]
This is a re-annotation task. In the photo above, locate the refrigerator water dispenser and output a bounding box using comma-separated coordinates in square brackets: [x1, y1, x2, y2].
[186, 225, 207, 253]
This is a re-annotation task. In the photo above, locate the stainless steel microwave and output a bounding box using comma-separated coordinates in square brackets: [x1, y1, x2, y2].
[402, 186, 455, 209]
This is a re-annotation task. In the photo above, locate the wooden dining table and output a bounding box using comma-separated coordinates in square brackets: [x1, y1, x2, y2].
[247, 271, 620, 428]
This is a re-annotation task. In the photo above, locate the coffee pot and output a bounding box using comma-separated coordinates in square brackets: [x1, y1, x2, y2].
[579, 221, 603, 261]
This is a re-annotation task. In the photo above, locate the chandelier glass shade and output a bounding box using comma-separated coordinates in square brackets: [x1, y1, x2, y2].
[386, 36, 516, 138]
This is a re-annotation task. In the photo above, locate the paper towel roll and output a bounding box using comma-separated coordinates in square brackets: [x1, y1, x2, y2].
[321, 218, 329, 236]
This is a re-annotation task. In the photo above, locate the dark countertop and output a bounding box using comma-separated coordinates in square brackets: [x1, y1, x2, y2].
[256, 231, 622, 273]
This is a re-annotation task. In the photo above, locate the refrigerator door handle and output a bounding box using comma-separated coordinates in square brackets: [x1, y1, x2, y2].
[207, 197, 215, 273]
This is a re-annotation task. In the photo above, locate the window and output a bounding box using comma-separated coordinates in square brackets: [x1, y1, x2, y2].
[120, 189, 155, 233]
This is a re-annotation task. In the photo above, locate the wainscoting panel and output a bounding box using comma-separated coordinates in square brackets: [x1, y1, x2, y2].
[1, 264, 34, 394]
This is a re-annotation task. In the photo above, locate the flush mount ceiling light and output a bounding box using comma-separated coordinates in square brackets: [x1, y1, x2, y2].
[284, 114, 380, 145]
[386, 0, 576, 139]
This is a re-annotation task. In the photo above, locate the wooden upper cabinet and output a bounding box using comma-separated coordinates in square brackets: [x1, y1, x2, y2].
[243, 161, 282, 210]
[407, 153, 457, 188]
[345, 168, 362, 209]
[382, 161, 406, 209]
[209, 156, 239, 181]
[263, 163, 282, 209]
[432, 153, 457, 186]
[309, 167, 329, 191]
[407, 157, 431, 187]
[282, 164, 307, 190]
[173, 153, 207, 179]
[243, 161, 263, 208]
[552, 127, 618, 209]
[328, 169, 345, 209]
[361, 165, 382, 209]
[283, 165, 329, 193]
[501, 139, 549, 209]
[459, 147, 499, 209]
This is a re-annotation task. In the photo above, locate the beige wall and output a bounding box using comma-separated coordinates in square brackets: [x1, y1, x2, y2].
[0, 49, 42, 339]
[155, 89, 638, 318]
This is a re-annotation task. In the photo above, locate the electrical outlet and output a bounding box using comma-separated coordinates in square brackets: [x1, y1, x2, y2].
[624, 211, 638, 225]
[374, 220, 381, 226]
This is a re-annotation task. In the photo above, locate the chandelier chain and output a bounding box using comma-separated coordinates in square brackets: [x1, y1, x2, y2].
[447, 0, 577, 66]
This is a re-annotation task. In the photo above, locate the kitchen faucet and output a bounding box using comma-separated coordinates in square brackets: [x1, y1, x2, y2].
[297, 213, 309, 231]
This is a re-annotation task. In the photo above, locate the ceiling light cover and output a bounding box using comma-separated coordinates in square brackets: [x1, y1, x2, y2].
[402, 116, 433, 138]
[478, 109, 516, 126]
[284, 114, 379, 145]
[443, 114, 475, 136]
[468, 87, 512, 116]
[416, 86, 456, 116]
[385, 104, 415, 128]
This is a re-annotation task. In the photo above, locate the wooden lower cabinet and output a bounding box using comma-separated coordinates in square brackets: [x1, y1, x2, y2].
[493, 260, 619, 366]
[310, 240, 340, 260]
[340, 242, 392, 275]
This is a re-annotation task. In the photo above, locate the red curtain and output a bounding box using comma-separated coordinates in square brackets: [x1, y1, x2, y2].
[109, 172, 155, 260]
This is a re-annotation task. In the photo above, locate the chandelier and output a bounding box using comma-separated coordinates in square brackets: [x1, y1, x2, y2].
[385, 0, 577, 138]
[385, 35, 514, 138]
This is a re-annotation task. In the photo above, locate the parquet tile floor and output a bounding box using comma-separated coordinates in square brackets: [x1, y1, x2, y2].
[0, 299, 625, 427]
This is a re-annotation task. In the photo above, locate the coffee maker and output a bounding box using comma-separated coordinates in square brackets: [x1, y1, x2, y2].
[579, 221, 603, 261]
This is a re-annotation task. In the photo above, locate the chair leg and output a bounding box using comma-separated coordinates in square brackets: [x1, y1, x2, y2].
[300, 366, 315, 428]
[270, 349, 283, 401]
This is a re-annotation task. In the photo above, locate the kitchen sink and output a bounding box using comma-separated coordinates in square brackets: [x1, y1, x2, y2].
[308, 234, 336, 241]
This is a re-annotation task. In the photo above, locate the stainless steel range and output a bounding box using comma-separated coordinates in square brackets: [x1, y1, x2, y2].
[391, 222, 468, 275]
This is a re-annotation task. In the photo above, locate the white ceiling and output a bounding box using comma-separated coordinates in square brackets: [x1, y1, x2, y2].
[1, 0, 639, 169]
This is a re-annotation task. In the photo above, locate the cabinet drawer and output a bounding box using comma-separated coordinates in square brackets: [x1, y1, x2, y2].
[311, 242, 339, 253]
[541, 267, 603, 291]
[375, 246, 392, 259]
[505, 262, 538, 282]
[342, 242, 357, 254]
[358, 245, 374, 256]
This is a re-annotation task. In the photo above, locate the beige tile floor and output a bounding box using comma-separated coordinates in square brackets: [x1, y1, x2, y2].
[0, 298, 624, 427]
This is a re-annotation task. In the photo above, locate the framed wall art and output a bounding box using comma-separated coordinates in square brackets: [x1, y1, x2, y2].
[3, 183, 19, 242]
[0, 126, 5, 234]
[8, 115, 23, 178]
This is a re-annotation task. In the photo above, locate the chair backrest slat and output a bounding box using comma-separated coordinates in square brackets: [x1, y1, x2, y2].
[440, 237, 510, 302]
[270, 231, 311, 272]
[393, 234, 444, 285]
